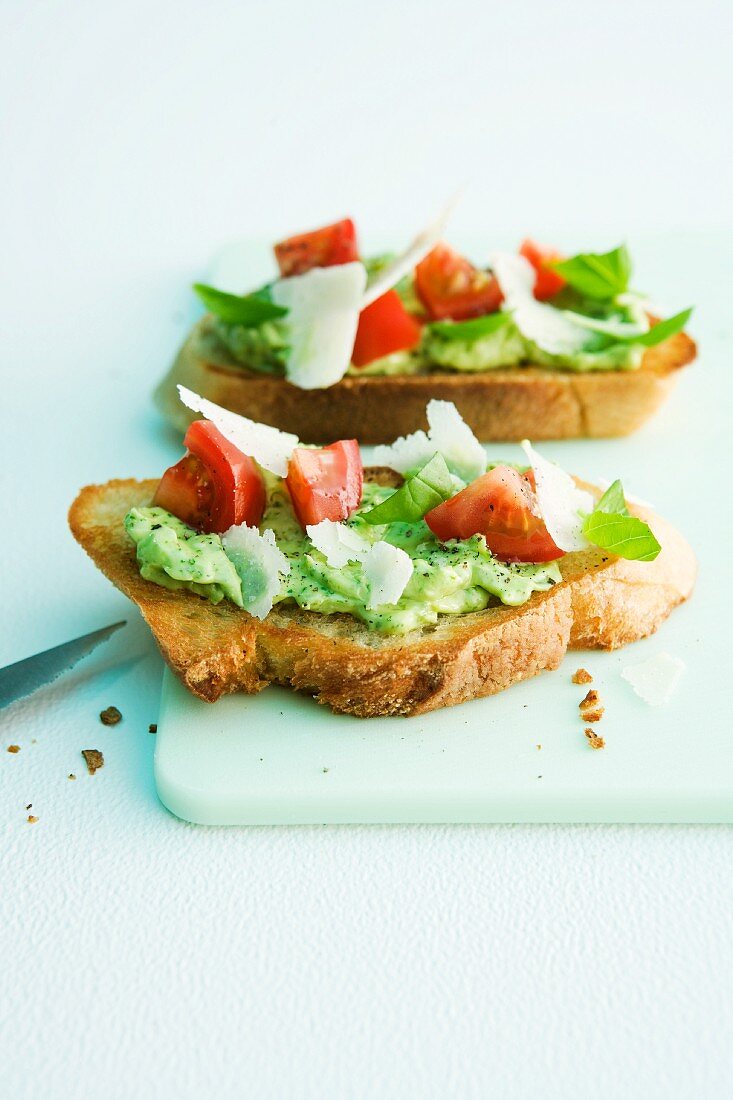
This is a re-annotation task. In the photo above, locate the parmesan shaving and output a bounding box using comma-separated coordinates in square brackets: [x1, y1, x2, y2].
[491, 252, 590, 357]
[373, 399, 486, 482]
[362, 196, 458, 307]
[361, 541, 413, 609]
[306, 520, 413, 607]
[425, 400, 486, 482]
[271, 262, 367, 389]
[222, 524, 290, 620]
[521, 440, 593, 553]
[177, 386, 298, 476]
[306, 520, 372, 568]
[372, 430, 432, 476]
[621, 652, 686, 706]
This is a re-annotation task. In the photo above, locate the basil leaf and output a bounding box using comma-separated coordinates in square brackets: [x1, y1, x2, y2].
[583, 478, 660, 560]
[428, 311, 510, 342]
[631, 308, 692, 348]
[594, 479, 629, 516]
[552, 245, 632, 300]
[582, 510, 660, 561]
[362, 453, 454, 525]
[193, 283, 288, 326]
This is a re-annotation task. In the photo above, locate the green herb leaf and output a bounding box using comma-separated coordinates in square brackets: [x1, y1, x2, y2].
[593, 478, 629, 516]
[428, 311, 510, 342]
[361, 453, 454, 525]
[630, 308, 692, 347]
[582, 508, 661, 561]
[193, 283, 288, 326]
[552, 245, 632, 300]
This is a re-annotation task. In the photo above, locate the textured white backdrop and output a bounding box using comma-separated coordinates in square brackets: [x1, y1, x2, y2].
[2, 2, 732, 1097]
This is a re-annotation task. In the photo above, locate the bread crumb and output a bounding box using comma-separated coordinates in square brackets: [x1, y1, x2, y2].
[579, 689, 604, 723]
[585, 728, 606, 750]
[572, 668, 593, 685]
[68, 774, 76, 781]
[82, 749, 104, 775]
[536, 744, 542, 750]
[99, 706, 122, 726]
[26, 803, 32, 810]
[27, 815, 38, 824]
[7, 744, 20, 753]
[148, 723, 157, 734]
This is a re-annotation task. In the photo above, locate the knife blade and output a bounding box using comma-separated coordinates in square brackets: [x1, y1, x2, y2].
[0, 621, 126, 711]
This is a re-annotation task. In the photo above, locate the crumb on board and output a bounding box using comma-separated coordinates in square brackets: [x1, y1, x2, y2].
[322, 767, 329, 773]
[579, 689, 604, 723]
[572, 668, 593, 685]
[25, 803, 32, 810]
[27, 815, 38, 824]
[99, 706, 122, 726]
[148, 723, 157, 734]
[585, 728, 606, 750]
[82, 749, 104, 775]
[536, 744, 542, 751]
[7, 745, 20, 753]
[68, 773, 76, 781]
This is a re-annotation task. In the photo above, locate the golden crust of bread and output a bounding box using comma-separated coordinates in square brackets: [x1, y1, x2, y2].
[68, 474, 696, 717]
[154, 321, 696, 444]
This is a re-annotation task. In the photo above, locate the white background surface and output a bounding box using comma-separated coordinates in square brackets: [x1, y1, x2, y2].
[2, 2, 732, 1097]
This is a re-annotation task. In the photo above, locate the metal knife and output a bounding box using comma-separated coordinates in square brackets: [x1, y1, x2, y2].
[0, 621, 126, 711]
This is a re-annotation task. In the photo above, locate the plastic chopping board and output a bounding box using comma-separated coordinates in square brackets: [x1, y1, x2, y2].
[154, 643, 732, 825]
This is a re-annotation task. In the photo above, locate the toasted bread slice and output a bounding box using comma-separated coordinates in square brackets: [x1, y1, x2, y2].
[69, 472, 696, 717]
[154, 321, 696, 444]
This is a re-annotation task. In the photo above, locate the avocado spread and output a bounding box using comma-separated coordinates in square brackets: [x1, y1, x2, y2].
[126, 481, 562, 634]
[205, 258, 646, 378]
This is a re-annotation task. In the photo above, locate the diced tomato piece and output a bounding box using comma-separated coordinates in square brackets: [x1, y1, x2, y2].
[274, 218, 359, 277]
[154, 420, 266, 533]
[351, 290, 422, 368]
[152, 454, 215, 531]
[415, 243, 503, 321]
[519, 239, 566, 301]
[286, 440, 363, 527]
[425, 464, 563, 563]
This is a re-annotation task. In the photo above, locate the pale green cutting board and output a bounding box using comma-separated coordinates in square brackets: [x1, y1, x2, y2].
[153, 232, 732, 825]
[154, 630, 731, 824]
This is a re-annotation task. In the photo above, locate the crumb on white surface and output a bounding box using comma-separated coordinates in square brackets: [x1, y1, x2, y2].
[585, 728, 606, 750]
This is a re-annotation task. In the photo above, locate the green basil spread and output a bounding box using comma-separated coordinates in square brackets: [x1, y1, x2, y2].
[125, 480, 561, 634]
[200, 262, 648, 378]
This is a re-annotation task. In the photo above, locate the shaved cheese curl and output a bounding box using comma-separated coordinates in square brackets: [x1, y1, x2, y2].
[362, 195, 458, 307]
[177, 386, 298, 476]
[222, 524, 290, 620]
[520, 440, 593, 553]
[306, 520, 371, 568]
[361, 541, 413, 609]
